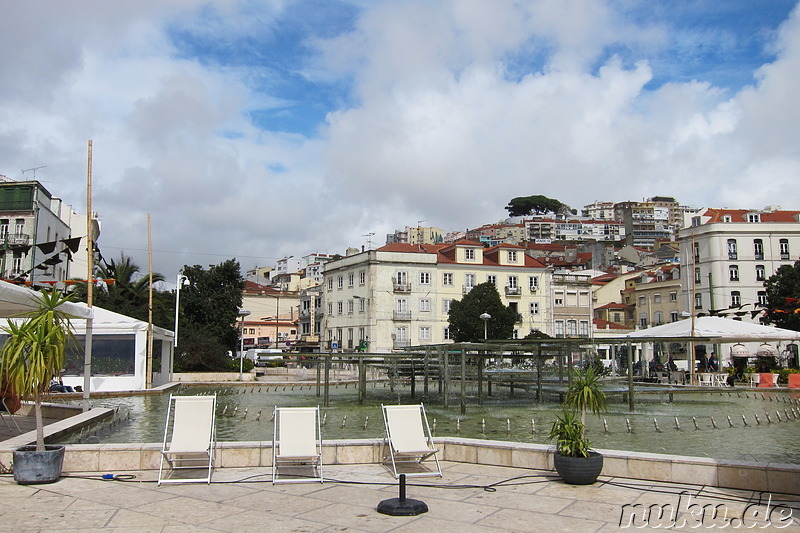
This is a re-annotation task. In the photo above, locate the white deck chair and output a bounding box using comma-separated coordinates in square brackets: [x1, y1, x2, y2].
[272, 406, 323, 484]
[381, 404, 441, 479]
[158, 395, 216, 486]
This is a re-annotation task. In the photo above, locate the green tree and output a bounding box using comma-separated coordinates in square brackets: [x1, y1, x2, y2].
[505, 195, 573, 217]
[763, 260, 800, 331]
[176, 259, 244, 372]
[447, 282, 517, 342]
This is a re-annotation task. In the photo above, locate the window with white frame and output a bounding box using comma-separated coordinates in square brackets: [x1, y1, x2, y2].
[555, 320, 564, 337]
[727, 239, 738, 260]
[442, 272, 453, 286]
[347, 299, 354, 314]
[670, 292, 677, 302]
[507, 275, 518, 289]
[756, 264, 765, 281]
[554, 291, 564, 306]
[579, 321, 589, 337]
[654, 311, 663, 325]
[695, 293, 703, 309]
[348, 273, 354, 287]
[419, 326, 431, 340]
[529, 302, 539, 315]
[327, 278, 333, 291]
[465, 273, 476, 288]
[654, 293, 661, 303]
[670, 311, 679, 322]
[486, 274, 496, 286]
[337, 301, 343, 314]
[695, 267, 701, 284]
[731, 291, 741, 307]
[443, 299, 453, 313]
[465, 248, 475, 260]
[566, 320, 577, 336]
[780, 239, 790, 260]
[747, 213, 761, 223]
[358, 298, 366, 313]
[508, 250, 518, 263]
[327, 302, 333, 314]
[419, 298, 431, 312]
[443, 327, 452, 340]
[754, 239, 764, 260]
[757, 291, 767, 306]
[529, 276, 539, 291]
[729, 265, 739, 282]
[419, 271, 431, 285]
[337, 275, 343, 289]
[359, 270, 366, 285]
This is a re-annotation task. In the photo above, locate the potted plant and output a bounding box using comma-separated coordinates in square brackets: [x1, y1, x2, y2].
[548, 366, 607, 485]
[0, 290, 78, 484]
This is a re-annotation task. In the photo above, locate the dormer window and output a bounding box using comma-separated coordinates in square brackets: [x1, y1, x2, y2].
[465, 248, 475, 261]
[722, 215, 732, 222]
[747, 213, 761, 223]
[508, 250, 518, 263]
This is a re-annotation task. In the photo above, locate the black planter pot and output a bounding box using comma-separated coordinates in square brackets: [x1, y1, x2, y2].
[13, 445, 65, 485]
[553, 451, 603, 485]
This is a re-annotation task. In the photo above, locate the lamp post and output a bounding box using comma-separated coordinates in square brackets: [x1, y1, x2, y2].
[238, 308, 251, 380]
[173, 273, 190, 347]
[480, 312, 491, 340]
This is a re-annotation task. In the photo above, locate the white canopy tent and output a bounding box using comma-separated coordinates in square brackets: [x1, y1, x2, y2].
[0, 281, 174, 392]
[0, 280, 93, 319]
[625, 316, 800, 343]
[625, 316, 800, 379]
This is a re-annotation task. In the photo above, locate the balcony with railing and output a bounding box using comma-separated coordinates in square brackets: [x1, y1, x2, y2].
[393, 339, 410, 349]
[4, 233, 30, 246]
[505, 286, 521, 296]
[393, 311, 412, 321]
[393, 282, 412, 293]
[462, 285, 473, 295]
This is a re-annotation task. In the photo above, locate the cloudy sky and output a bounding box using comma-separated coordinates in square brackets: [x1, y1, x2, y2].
[2, 0, 799, 283]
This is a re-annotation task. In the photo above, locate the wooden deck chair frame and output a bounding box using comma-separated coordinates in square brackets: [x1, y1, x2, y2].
[272, 406, 323, 484]
[381, 404, 441, 479]
[158, 395, 217, 486]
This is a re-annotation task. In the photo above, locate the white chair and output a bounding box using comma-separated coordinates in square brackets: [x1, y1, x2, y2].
[381, 404, 441, 478]
[272, 406, 323, 484]
[158, 395, 217, 485]
[698, 373, 714, 386]
[748, 373, 760, 387]
[713, 374, 728, 387]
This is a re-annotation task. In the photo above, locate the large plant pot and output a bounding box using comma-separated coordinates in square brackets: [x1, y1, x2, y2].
[553, 451, 603, 485]
[13, 445, 65, 485]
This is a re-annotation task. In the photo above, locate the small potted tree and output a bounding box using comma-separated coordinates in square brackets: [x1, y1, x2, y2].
[0, 290, 78, 484]
[548, 366, 607, 484]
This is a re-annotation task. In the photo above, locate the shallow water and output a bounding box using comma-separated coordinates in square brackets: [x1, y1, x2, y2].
[60, 383, 800, 465]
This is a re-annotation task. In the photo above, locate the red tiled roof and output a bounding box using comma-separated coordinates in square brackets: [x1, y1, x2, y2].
[703, 208, 800, 223]
[595, 302, 630, 310]
[593, 318, 629, 329]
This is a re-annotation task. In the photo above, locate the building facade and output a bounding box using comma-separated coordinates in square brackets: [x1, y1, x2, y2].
[679, 207, 800, 322]
[322, 241, 553, 352]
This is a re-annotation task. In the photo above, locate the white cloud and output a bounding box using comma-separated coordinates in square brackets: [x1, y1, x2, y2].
[0, 0, 799, 280]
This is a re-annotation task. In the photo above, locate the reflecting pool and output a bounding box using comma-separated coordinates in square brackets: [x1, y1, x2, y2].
[55, 382, 800, 465]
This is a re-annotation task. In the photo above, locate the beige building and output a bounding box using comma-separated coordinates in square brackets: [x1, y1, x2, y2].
[680, 207, 800, 322]
[322, 241, 552, 352]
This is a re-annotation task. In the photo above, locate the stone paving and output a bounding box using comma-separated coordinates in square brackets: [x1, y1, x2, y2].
[1, 461, 799, 532]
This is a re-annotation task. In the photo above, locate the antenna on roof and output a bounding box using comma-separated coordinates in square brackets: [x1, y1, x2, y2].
[22, 165, 47, 179]
[363, 232, 375, 250]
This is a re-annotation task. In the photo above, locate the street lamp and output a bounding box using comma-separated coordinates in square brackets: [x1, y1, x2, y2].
[238, 308, 251, 380]
[173, 273, 190, 347]
[480, 312, 491, 340]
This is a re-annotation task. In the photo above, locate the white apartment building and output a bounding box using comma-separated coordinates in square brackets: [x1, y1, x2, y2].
[679, 207, 800, 322]
[526, 217, 624, 243]
[322, 241, 552, 352]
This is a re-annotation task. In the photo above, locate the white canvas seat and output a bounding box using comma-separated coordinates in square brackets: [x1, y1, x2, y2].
[272, 406, 323, 484]
[158, 395, 216, 485]
[381, 404, 441, 479]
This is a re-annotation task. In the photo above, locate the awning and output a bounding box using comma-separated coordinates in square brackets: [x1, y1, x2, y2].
[0, 280, 93, 319]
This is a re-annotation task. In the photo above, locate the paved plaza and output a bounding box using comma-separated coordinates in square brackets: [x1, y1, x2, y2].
[1, 461, 798, 532]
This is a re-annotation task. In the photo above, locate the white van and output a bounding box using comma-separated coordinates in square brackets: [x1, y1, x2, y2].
[245, 349, 285, 367]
